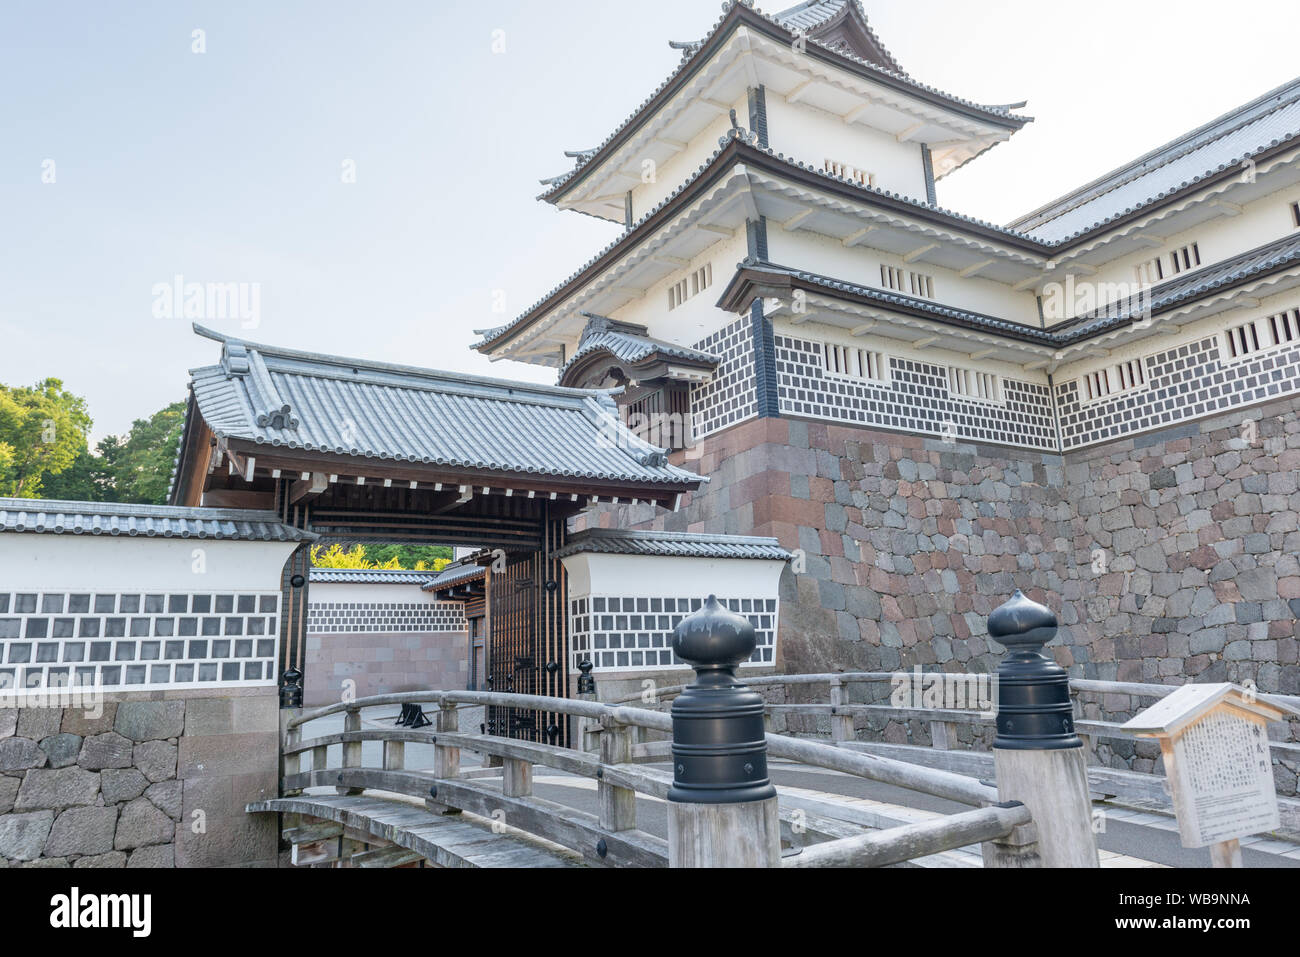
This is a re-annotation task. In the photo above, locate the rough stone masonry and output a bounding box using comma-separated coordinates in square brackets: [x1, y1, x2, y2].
[0, 689, 279, 868]
[584, 393, 1300, 794]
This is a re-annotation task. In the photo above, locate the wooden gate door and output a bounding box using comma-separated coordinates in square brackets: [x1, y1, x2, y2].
[485, 515, 570, 745]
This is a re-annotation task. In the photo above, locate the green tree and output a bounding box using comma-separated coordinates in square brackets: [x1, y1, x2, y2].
[0, 379, 93, 498]
[108, 401, 186, 504]
[310, 543, 452, 571]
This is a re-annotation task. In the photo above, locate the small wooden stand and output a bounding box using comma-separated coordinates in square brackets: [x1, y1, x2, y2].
[1122, 683, 1299, 868]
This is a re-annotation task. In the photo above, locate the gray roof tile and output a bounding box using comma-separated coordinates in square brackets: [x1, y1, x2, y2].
[420, 561, 486, 592]
[1012, 79, 1300, 242]
[540, 2, 1025, 204]
[559, 326, 719, 380]
[308, 568, 438, 585]
[0, 498, 316, 541]
[553, 528, 791, 561]
[186, 326, 702, 489]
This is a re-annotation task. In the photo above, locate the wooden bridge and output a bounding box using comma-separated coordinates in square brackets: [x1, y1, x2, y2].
[250, 593, 1300, 868]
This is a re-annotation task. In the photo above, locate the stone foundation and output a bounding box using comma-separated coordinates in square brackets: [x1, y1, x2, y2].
[580, 394, 1300, 791]
[0, 687, 279, 867]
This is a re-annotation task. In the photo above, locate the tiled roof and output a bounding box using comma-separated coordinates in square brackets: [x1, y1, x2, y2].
[308, 568, 438, 585]
[1058, 232, 1300, 337]
[420, 561, 486, 592]
[539, 1, 1026, 204]
[559, 324, 719, 380]
[0, 498, 315, 541]
[736, 260, 1054, 345]
[480, 133, 1048, 354]
[737, 234, 1300, 346]
[553, 528, 792, 561]
[774, 1, 905, 75]
[185, 325, 702, 489]
[1011, 78, 1300, 243]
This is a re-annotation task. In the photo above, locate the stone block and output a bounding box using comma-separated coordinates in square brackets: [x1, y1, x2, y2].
[114, 797, 176, 850]
[145, 780, 182, 820]
[0, 710, 17, 738]
[134, 741, 177, 783]
[127, 844, 175, 868]
[0, 775, 19, 814]
[115, 701, 185, 742]
[174, 811, 277, 868]
[44, 806, 118, 857]
[72, 852, 128, 868]
[39, 733, 82, 769]
[0, 811, 54, 861]
[78, 731, 134, 770]
[14, 767, 100, 811]
[0, 737, 45, 772]
[101, 768, 149, 804]
[16, 708, 62, 741]
[60, 701, 117, 737]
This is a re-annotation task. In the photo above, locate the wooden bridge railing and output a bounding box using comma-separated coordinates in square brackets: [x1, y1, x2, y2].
[279, 685, 1018, 868]
[276, 591, 1111, 867]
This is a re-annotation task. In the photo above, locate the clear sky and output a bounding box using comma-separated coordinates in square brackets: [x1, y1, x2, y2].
[2, 0, 1298, 440]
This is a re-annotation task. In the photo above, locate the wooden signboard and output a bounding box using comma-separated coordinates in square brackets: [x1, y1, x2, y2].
[1122, 683, 1300, 866]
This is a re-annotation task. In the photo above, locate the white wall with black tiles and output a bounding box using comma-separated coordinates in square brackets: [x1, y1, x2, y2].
[0, 536, 300, 695]
[1057, 329, 1300, 451]
[690, 315, 759, 439]
[772, 332, 1059, 451]
[306, 600, 465, 634]
[0, 589, 278, 691]
[305, 581, 465, 635]
[569, 595, 777, 673]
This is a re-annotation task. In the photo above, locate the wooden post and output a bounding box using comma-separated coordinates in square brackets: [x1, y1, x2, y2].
[666, 596, 781, 868]
[281, 711, 303, 797]
[429, 702, 462, 815]
[435, 703, 460, 778]
[503, 758, 533, 798]
[599, 721, 637, 832]
[1210, 838, 1243, 869]
[930, 720, 956, 751]
[829, 676, 855, 744]
[986, 591, 1098, 868]
[337, 708, 363, 795]
[576, 659, 598, 753]
[383, 739, 405, 771]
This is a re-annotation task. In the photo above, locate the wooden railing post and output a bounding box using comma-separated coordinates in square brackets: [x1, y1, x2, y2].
[985, 591, 1098, 868]
[503, 758, 533, 798]
[829, 676, 854, 743]
[428, 701, 463, 815]
[667, 597, 780, 868]
[930, 720, 956, 751]
[282, 713, 303, 797]
[599, 720, 637, 832]
[435, 701, 460, 778]
[383, 737, 405, 771]
[337, 707, 364, 795]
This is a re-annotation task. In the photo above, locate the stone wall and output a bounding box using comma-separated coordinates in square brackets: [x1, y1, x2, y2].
[0, 688, 279, 867]
[582, 394, 1300, 791]
[303, 629, 469, 708]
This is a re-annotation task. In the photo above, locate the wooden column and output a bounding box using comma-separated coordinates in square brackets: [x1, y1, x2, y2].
[599, 721, 637, 833]
[337, 708, 363, 795]
[829, 676, 854, 743]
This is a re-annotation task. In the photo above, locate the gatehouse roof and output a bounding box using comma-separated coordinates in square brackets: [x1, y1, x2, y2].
[171, 325, 704, 507]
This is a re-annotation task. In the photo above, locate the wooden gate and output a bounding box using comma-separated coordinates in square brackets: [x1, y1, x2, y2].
[486, 514, 570, 746]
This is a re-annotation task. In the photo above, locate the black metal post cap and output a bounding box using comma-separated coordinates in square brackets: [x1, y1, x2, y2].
[989, 590, 1081, 751]
[667, 596, 775, 805]
[279, 667, 303, 709]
